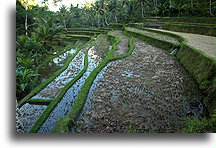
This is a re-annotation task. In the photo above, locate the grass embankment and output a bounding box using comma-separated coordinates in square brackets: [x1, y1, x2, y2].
[27, 99, 52, 105]
[124, 27, 180, 52]
[28, 36, 99, 133]
[163, 23, 216, 36]
[58, 35, 92, 41]
[145, 17, 216, 24]
[105, 23, 125, 29]
[52, 32, 134, 133]
[18, 38, 94, 108]
[176, 43, 216, 116]
[127, 20, 216, 36]
[64, 31, 102, 36]
[66, 28, 107, 33]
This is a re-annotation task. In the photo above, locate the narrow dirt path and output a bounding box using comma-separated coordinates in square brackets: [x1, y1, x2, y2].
[75, 31, 203, 133]
[147, 28, 216, 58]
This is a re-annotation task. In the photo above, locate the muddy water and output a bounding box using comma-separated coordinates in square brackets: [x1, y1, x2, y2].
[18, 41, 90, 132]
[18, 104, 47, 132]
[38, 42, 112, 133]
[36, 41, 86, 84]
[75, 36, 203, 133]
[37, 58, 97, 132]
[19, 34, 113, 133]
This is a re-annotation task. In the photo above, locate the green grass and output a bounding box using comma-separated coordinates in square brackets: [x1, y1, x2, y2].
[51, 32, 134, 133]
[163, 23, 216, 36]
[27, 99, 52, 105]
[145, 17, 216, 24]
[18, 38, 94, 108]
[177, 109, 216, 133]
[28, 36, 98, 133]
[66, 28, 107, 33]
[64, 30, 102, 36]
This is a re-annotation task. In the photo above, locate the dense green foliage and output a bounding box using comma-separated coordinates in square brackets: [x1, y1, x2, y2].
[50, 0, 216, 28]
[178, 110, 216, 133]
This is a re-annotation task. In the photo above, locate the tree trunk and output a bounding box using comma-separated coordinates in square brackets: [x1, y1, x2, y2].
[191, 0, 193, 8]
[63, 20, 67, 30]
[25, 14, 28, 35]
[104, 13, 109, 26]
[25, 5, 28, 36]
[210, 0, 213, 16]
[141, 2, 144, 18]
[115, 14, 118, 23]
[97, 18, 100, 27]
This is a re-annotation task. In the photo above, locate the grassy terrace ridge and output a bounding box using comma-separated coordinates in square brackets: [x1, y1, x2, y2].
[170, 22, 216, 27]
[127, 27, 216, 116]
[27, 99, 52, 106]
[64, 30, 102, 34]
[124, 27, 180, 52]
[28, 36, 99, 133]
[64, 34, 92, 38]
[58, 35, 92, 41]
[144, 17, 216, 24]
[52, 32, 134, 133]
[18, 38, 94, 108]
[163, 23, 216, 37]
[66, 28, 108, 32]
[138, 27, 185, 42]
[64, 31, 101, 36]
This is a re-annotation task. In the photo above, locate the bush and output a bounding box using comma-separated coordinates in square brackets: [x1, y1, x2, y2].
[178, 110, 216, 133]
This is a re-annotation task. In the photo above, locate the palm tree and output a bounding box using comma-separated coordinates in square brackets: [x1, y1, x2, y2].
[138, 0, 145, 18]
[58, 5, 68, 30]
[108, 0, 119, 23]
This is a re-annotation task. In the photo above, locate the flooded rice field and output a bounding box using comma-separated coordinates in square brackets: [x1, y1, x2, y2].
[18, 35, 113, 133]
[17, 31, 203, 133]
[75, 35, 202, 133]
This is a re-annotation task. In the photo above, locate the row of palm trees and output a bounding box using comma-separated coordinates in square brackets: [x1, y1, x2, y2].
[55, 0, 215, 29]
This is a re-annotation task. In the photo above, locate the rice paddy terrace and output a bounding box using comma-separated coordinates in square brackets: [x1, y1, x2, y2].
[16, 18, 216, 133]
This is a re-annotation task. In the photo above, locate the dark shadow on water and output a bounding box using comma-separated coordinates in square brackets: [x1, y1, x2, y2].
[10, 8, 210, 143]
